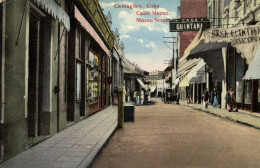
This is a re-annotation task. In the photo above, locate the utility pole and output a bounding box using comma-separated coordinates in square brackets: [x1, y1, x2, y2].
[163, 37, 178, 90]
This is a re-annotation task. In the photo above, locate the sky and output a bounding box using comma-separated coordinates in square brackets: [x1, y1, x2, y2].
[99, 0, 180, 72]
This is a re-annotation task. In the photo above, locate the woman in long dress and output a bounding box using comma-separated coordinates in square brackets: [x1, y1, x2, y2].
[211, 87, 220, 108]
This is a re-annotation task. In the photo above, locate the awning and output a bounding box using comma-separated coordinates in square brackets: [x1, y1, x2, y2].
[179, 78, 190, 87]
[187, 59, 206, 80]
[137, 79, 146, 89]
[121, 59, 125, 68]
[33, 0, 70, 31]
[189, 66, 206, 84]
[244, 46, 260, 80]
[178, 59, 200, 76]
[74, 6, 111, 57]
[112, 50, 120, 62]
[180, 29, 227, 63]
[204, 25, 260, 65]
[149, 86, 156, 93]
[179, 60, 206, 87]
[180, 29, 225, 82]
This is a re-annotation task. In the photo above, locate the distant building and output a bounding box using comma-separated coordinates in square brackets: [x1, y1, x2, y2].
[178, 0, 208, 102]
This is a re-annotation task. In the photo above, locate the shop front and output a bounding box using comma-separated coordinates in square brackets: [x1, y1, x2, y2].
[204, 25, 260, 112]
[243, 46, 260, 112]
[70, 4, 113, 117]
[88, 50, 108, 113]
[182, 24, 260, 112]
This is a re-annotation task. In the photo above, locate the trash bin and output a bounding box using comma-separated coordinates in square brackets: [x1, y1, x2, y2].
[124, 105, 135, 122]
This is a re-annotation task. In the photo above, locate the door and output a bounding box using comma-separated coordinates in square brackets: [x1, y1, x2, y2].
[252, 80, 258, 112]
[28, 13, 40, 137]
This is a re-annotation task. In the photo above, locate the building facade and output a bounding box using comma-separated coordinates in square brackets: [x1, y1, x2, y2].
[0, 0, 120, 161]
[178, 0, 208, 103]
[181, 0, 260, 112]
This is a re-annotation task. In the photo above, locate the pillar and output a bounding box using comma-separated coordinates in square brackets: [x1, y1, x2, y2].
[118, 87, 125, 128]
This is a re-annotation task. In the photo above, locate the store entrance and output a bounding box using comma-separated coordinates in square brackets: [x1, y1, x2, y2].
[28, 12, 41, 137]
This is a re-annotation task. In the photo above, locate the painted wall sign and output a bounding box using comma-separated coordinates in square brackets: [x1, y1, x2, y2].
[169, 18, 210, 32]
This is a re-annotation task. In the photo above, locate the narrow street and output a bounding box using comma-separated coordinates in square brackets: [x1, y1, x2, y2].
[93, 99, 260, 168]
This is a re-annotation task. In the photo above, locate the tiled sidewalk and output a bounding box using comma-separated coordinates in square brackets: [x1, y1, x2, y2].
[180, 101, 260, 129]
[0, 106, 118, 168]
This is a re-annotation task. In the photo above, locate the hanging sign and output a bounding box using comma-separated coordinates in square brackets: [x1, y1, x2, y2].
[204, 25, 260, 65]
[169, 18, 210, 32]
[204, 25, 260, 45]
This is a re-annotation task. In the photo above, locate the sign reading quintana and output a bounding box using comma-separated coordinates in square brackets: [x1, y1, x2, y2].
[170, 18, 210, 32]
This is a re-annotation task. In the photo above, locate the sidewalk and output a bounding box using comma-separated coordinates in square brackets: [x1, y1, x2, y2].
[0, 106, 118, 168]
[180, 101, 260, 130]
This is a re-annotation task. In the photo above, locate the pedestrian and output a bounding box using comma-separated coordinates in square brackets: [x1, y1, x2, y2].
[225, 88, 237, 112]
[136, 91, 140, 106]
[203, 88, 209, 108]
[130, 90, 134, 102]
[133, 91, 137, 104]
[211, 87, 220, 108]
[147, 89, 151, 104]
[140, 89, 144, 105]
[186, 89, 190, 104]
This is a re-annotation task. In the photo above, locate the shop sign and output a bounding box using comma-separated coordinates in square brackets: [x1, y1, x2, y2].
[169, 18, 210, 32]
[204, 25, 260, 45]
[204, 25, 260, 65]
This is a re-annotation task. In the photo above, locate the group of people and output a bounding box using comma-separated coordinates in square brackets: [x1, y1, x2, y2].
[186, 87, 237, 112]
[202, 87, 220, 108]
[131, 89, 151, 106]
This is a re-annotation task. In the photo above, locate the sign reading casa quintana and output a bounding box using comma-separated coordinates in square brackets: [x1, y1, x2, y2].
[169, 18, 210, 32]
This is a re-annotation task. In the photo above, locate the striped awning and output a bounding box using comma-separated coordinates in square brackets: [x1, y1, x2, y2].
[137, 79, 146, 89]
[74, 6, 111, 57]
[244, 46, 260, 80]
[179, 78, 190, 87]
[33, 0, 70, 31]
[121, 60, 125, 68]
[149, 86, 156, 93]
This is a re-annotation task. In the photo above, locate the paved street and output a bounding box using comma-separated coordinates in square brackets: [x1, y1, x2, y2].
[93, 98, 260, 168]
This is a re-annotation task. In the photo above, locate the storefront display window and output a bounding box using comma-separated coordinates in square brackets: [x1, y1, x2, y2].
[236, 55, 243, 103]
[76, 63, 81, 100]
[89, 51, 99, 104]
[245, 80, 252, 104]
[86, 67, 89, 99]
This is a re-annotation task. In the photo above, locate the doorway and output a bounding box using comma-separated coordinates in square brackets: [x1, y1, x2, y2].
[28, 12, 41, 137]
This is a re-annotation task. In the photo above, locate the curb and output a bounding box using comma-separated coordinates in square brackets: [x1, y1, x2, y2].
[181, 104, 260, 130]
[85, 124, 118, 168]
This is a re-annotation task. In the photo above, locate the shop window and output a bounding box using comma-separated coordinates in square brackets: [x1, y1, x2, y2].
[244, 80, 252, 104]
[75, 28, 80, 59]
[236, 55, 243, 103]
[76, 62, 82, 101]
[85, 39, 89, 63]
[89, 51, 99, 104]
[86, 66, 89, 99]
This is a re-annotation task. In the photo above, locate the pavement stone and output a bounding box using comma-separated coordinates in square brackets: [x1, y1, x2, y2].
[179, 101, 260, 129]
[0, 105, 118, 168]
